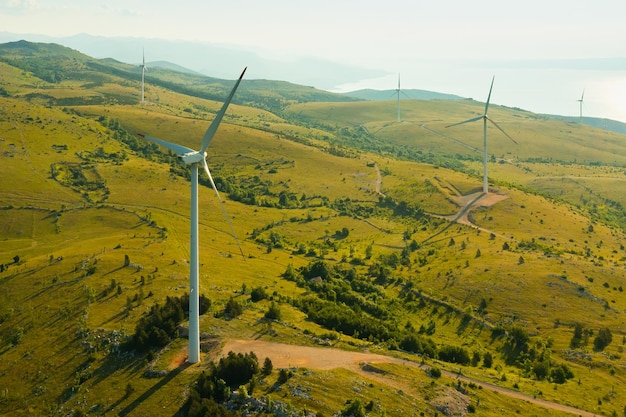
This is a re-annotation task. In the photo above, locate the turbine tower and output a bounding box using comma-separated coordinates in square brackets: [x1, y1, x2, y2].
[140, 49, 148, 104]
[577, 89, 585, 118]
[395, 73, 401, 122]
[446, 76, 517, 194]
[138, 68, 246, 363]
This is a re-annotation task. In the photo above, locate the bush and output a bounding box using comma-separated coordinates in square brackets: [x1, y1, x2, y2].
[341, 399, 366, 417]
[224, 297, 243, 318]
[438, 345, 471, 365]
[250, 286, 268, 302]
[482, 352, 493, 368]
[264, 302, 282, 321]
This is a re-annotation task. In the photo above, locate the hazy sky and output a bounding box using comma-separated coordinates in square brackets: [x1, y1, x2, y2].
[2, 0, 626, 121]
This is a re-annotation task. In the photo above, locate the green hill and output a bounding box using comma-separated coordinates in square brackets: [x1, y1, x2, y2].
[0, 41, 625, 417]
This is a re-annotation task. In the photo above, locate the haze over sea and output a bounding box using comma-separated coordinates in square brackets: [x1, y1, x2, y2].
[333, 61, 626, 124]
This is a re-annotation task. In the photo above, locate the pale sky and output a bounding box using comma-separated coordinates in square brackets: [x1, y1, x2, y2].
[2, 0, 626, 122]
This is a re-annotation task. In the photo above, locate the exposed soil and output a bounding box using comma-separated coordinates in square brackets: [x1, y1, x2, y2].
[221, 339, 603, 417]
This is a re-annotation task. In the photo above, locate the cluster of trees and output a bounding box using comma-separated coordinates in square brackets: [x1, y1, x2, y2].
[378, 195, 425, 219]
[184, 352, 273, 417]
[499, 325, 575, 384]
[571, 323, 613, 352]
[284, 261, 481, 365]
[125, 294, 210, 353]
[283, 260, 579, 383]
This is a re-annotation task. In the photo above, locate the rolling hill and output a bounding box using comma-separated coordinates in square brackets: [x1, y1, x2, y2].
[0, 40, 625, 417]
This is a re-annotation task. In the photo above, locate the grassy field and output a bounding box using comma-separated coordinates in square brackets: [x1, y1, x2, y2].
[1, 42, 626, 417]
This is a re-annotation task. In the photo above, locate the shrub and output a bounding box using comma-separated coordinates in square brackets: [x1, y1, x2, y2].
[264, 302, 282, 321]
[262, 357, 273, 376]
[250, 286, 268, 302]
[341, 399, 366, 417]
[438, 345, 471, 365]
[224, 297, 243, 318]
[594, 328, 613, 351]
[482, 352, 493, 368]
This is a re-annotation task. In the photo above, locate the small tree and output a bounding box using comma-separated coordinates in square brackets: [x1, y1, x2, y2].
[594, 328, 612, 351]
[265, 302, 281, 321]
[262, 357, 273, 376]
[570, 323, 585, 349]
[341, 399, 366, 417]
[482, 351, 493, 368]
[224, 297, 243, 318]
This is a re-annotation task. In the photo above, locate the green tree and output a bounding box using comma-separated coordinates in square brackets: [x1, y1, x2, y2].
[265, 302, 281, 321]
[570, 323, 585, 349]
[224, 297, 243, 318]
[594, 327, 613, 351]
[341, 399, 366, 417]
[482, 351, 493, 368]
[262, 357, 273, 376]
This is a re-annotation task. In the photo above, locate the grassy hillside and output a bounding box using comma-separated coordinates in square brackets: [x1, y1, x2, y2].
[0, 41, 625, 417]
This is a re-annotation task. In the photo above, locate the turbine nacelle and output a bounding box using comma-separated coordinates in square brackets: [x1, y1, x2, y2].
[181, 151, 207, 165]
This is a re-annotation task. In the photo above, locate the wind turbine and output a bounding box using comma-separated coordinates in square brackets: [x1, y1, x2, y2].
[577, 89, 585, 118]
[140, 49, 148, 104]
[395, 73, 401, 122]
[446, 76, 517, 194]
[138, 68, 246, 363]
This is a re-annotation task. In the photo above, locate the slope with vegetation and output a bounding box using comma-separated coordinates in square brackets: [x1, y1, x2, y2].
[0, 40, 625, 417]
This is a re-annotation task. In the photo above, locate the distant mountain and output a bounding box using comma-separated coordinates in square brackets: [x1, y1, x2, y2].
[0, 40, 357, 112]
[341, 88, 464, 101]
[146, 60, 203, 76]
[0, 32, 387, 90]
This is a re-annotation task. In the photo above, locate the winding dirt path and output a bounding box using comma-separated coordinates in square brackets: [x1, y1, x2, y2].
[221, 339, 603, 417]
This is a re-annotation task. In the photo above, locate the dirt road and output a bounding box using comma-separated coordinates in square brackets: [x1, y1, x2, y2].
[222, 339, 603, 417]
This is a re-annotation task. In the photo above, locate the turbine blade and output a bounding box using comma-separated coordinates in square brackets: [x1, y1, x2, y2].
[485, 76, 495, 114]
[138, 133, 195, 155]
[201, 159, 245, 259]
[446, 115, 484, 128]
[486, 117, 518, 144]
[199, 67, 247, 153]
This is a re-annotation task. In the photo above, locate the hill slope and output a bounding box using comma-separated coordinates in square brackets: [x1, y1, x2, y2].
[0, 41, 625, 417]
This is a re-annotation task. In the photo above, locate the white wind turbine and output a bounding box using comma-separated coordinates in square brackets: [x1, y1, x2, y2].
[446, 76, 517, 194]
[577, 89, 585, 118]
[138, 68, 246, 363]
[392, 73, 410, 122]
[140, 49, 148, 104]
[395, 73, 401, 122]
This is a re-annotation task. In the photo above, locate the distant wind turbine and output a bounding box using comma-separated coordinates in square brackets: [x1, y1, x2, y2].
[140, 49, 148, 104]
[138, 68, 246, 364]
[577, 89, 585, 118]
[395, 73, 401, 122]
[393, 73, 410, 122]
[446, 76, 517, 194]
